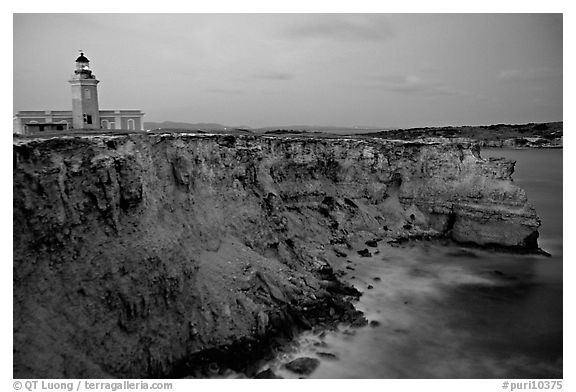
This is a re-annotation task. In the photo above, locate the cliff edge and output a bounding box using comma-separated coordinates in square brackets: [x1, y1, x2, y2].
[13, 133, 540, 378]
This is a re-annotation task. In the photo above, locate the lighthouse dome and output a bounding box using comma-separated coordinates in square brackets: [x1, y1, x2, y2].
[75, 52, 90, 63]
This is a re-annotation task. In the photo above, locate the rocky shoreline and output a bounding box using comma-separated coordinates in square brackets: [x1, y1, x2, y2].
[13, 133, 542, 378]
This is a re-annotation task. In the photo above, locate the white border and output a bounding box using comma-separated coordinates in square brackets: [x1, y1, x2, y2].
[4, 3, 571, 391]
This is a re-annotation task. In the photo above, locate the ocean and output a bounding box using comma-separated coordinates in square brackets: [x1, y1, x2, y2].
[265, 148, 563, 379]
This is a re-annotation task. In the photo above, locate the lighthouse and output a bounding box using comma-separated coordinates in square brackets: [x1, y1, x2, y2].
[14, 51, 144, 135]
[69, 52, 100, 129]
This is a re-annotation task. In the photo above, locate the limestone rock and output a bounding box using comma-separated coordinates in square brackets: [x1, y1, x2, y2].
[357, 249, 372, 257]
[13, 133, 541, 378]
[284, 357, 320, 375]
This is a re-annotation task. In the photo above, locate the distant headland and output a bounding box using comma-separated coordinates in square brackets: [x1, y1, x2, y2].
[141, 121, 562, 149]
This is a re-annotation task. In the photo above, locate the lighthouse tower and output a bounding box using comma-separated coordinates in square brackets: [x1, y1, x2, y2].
[69, 52, 100, 129]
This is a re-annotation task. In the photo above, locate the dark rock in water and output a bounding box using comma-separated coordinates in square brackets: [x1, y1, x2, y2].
[383, 225, 389, 231]
[373, 277, 381, 282]
[328, 280, 361, 296]
[369, 320, 381, 327]
[357, 249, 372, 257]
[537, 248, 552, 257]
[346, 266, 355, 271]
[334, 248, 347, 258]
[317, 352, 338, 360]
[321, 279, 361, 297]
[254, 368, 282, 379]
[403, 223, 413, 230]
[365, 239, 378, 248]
[346, 259, 353, 263]
[350, 316, 368, 328]
[207, 362, 220, 375]
[284, 357, 320, 375]
[367, 285, 374, 290]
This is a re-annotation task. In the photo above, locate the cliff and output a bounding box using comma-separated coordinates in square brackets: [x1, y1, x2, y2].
[13, 133, 540, 378]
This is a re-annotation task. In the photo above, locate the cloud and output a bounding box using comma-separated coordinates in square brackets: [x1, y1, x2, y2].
[497, 67, 561, 82]
[362, 74, 467, 97]
[283, 15, 394, 42]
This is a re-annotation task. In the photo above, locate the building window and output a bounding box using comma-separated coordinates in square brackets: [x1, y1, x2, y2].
[108, 122, 115, 130]
[101, 119, 109, 128]
[127, 119, 135, 130]
[59, 120, 68, 130]
[84, 114, 92, 125]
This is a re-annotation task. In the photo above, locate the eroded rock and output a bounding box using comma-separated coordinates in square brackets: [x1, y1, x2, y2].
[358, 249, 372, 257]
[13, 133, 541, 378]
[284, 357, 320, 375]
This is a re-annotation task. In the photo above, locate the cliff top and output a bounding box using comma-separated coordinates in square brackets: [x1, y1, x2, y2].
[12, 130, 470, 150]
[13, 121, 562, 149]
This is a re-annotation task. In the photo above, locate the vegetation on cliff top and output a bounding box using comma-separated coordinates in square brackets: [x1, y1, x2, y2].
[356, 122, 562, 146]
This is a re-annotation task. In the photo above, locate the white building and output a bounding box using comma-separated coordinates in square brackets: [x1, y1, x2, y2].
[14, 52, 144, 135]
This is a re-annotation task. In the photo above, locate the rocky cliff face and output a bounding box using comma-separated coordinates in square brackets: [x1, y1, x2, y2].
[13, 133, 540, 378]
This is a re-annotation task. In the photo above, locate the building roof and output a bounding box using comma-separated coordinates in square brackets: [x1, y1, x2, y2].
[76, 52, 90, 63]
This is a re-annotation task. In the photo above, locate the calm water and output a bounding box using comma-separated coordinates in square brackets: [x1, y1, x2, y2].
[263, 148, 563, 379]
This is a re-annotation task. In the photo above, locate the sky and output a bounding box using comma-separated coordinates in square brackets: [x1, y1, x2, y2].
[13, 13, 563, 128]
